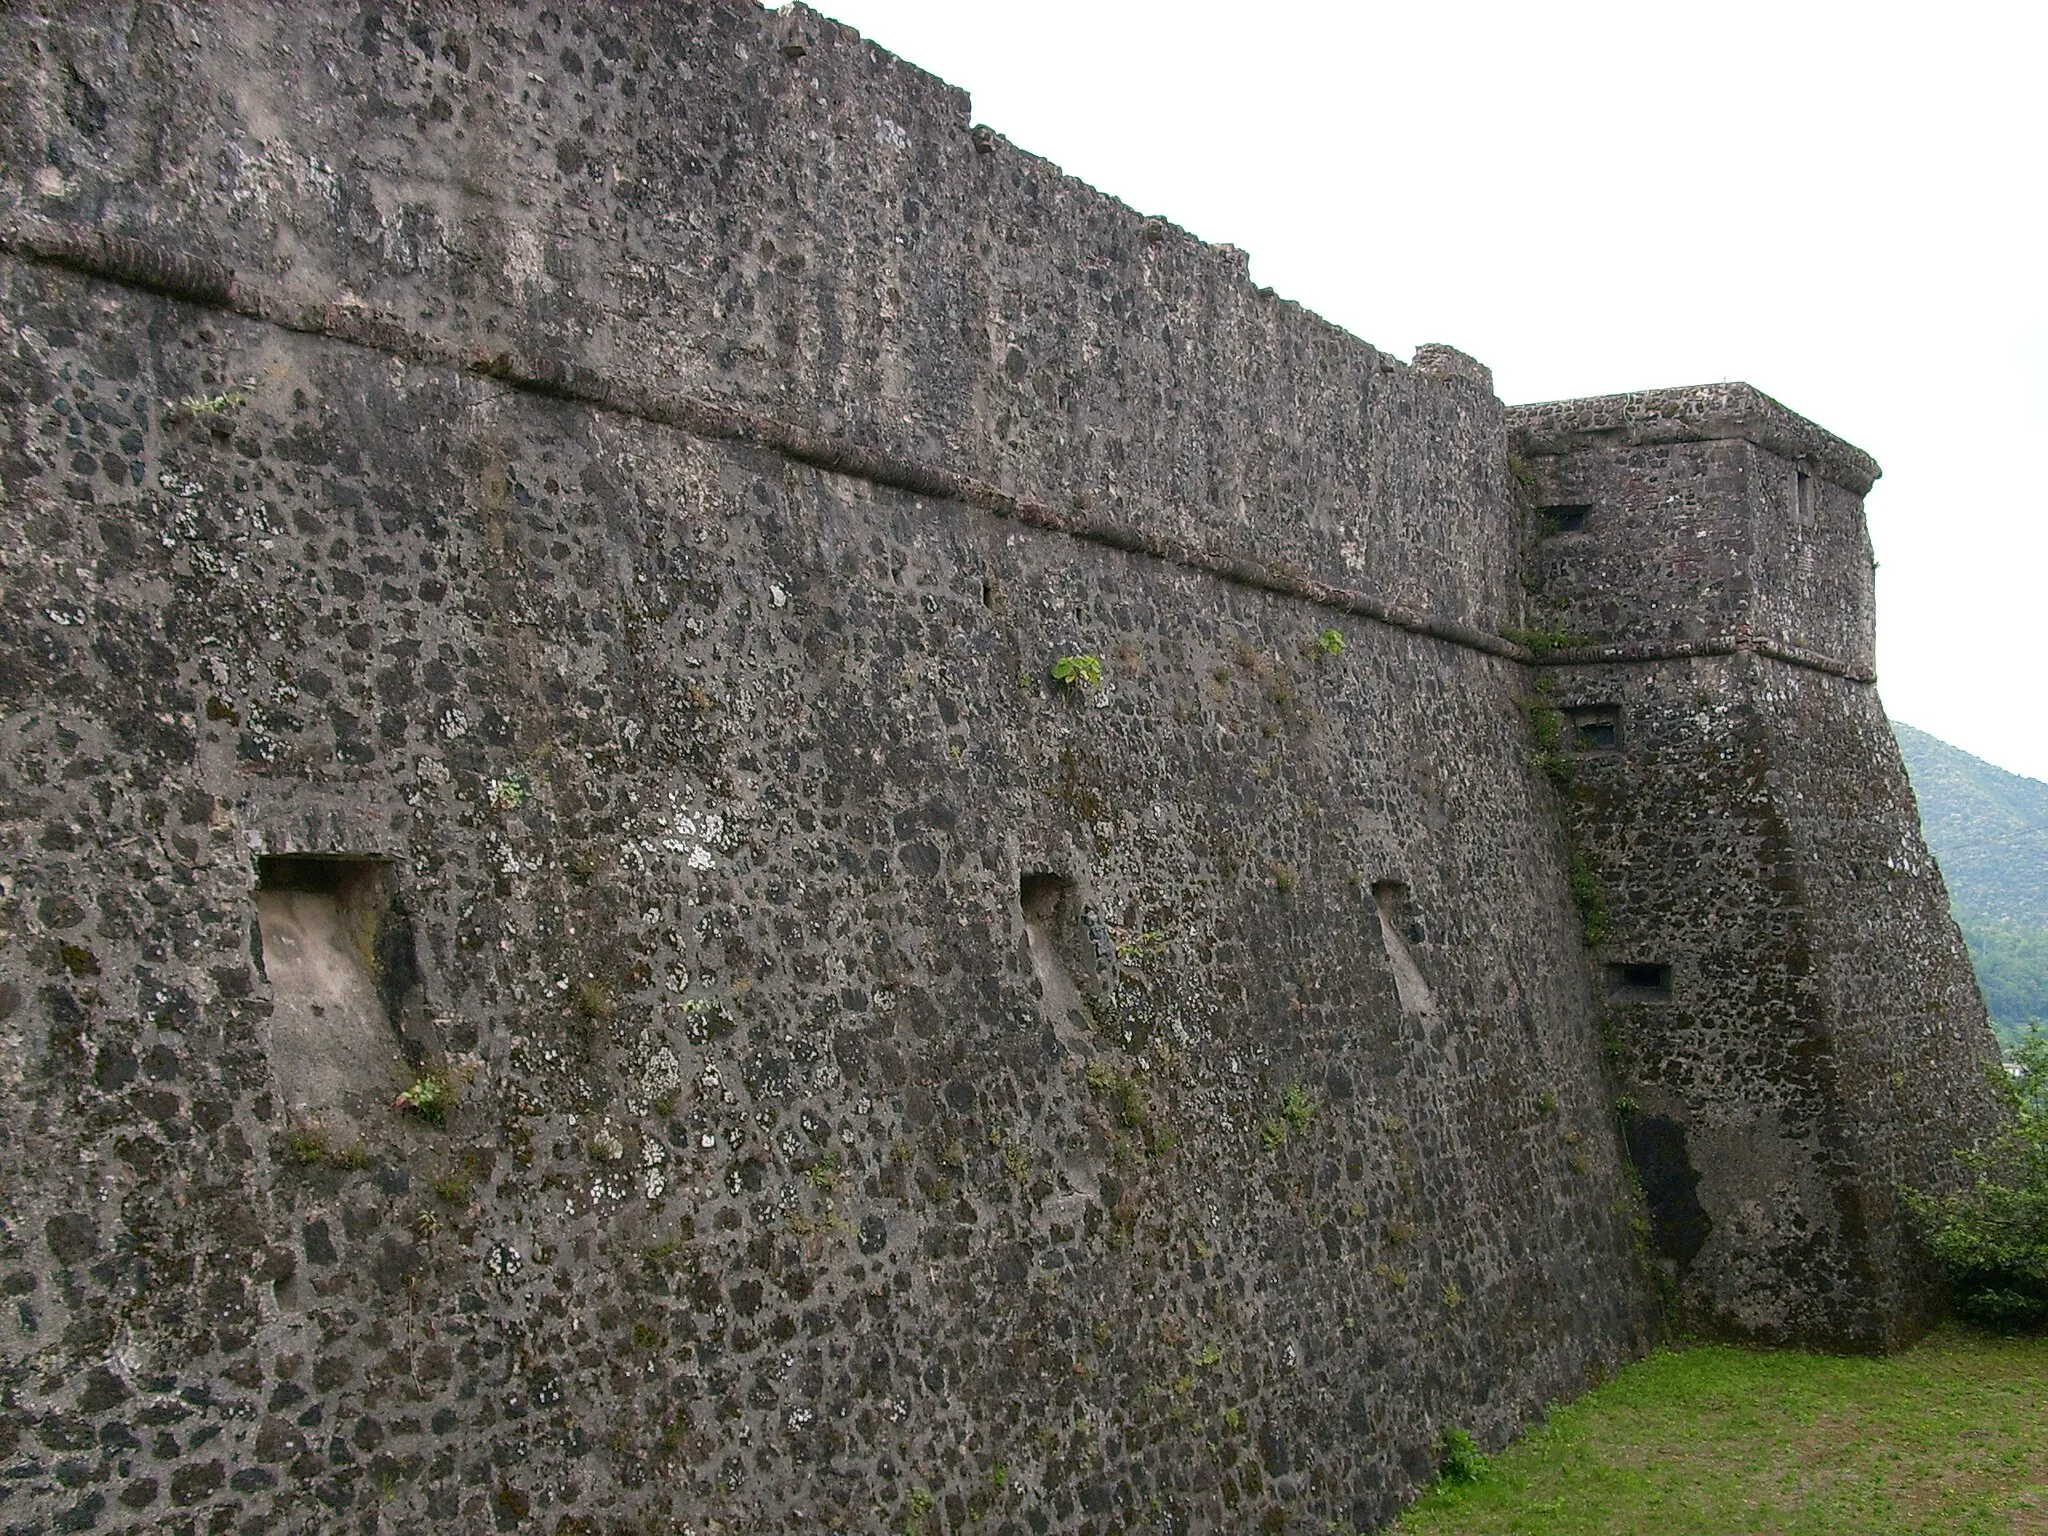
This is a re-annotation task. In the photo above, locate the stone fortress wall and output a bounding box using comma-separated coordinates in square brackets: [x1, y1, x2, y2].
[0, 2, 2002, 1532]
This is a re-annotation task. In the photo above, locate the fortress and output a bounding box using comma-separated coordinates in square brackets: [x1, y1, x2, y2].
[0, 3, 2005, 1532]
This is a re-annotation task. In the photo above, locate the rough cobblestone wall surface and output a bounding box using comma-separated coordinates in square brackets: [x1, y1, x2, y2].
[0, 3, 1999, 1534]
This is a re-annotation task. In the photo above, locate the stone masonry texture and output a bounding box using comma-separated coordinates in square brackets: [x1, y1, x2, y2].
[0, 3, 2004, 1533]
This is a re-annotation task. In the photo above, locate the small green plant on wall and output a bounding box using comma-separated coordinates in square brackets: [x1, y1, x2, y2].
[396, 1072, 454, 1128]
[1314, 627, 1345, 656]
[1051, 653, 1103, 689]
[1568, 846, 1608, 946]
[1522, 675, 1574, 790]
[1260, 1084, 1317, 1151]
[1280, 1082, 1317, 1131]
[1502, 621, 1597, 657]
[487, 772, 530, 811]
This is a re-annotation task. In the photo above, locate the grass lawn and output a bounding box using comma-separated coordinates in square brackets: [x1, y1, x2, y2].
[1394, 1329, 2048, 1535]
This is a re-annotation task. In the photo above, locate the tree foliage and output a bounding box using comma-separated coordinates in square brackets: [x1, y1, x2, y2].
[1891, 722, 2048, 1054]
[1911, 1031, 2048, 1330]
[1956, 914, 2048, 1051]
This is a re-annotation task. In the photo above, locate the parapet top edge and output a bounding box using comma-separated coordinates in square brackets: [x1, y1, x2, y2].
[774, 0, 1430, 381]
[1506, 382, 1880, 495]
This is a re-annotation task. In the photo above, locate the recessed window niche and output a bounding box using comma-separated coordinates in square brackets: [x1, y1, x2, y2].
[255, 855, 427, 1126]
[1565, 704, 1621, 752]
[1606, 962, 1673, 1001]
[1372, 881, 1439, 1023]
[1020, 872, 1096, 1039]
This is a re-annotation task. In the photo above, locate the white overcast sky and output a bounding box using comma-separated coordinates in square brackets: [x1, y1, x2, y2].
[786, 0, 2048, 783]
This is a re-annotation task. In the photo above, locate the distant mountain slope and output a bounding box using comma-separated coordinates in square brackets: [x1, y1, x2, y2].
[1894, 721, 2048, 1047]
[1893, 722, 2048, 926]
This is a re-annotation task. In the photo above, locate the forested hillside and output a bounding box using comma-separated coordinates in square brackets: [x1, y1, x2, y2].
[1895, 722, 2048, 1050]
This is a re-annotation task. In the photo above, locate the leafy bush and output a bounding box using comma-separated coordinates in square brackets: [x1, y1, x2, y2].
[1910, 1030, 2048, 1330]
[1436, 1426, 1489, 1484]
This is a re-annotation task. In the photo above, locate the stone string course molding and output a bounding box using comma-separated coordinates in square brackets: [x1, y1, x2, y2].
[1534, 632, 1875, 684]
[0, 216, 1875, 684]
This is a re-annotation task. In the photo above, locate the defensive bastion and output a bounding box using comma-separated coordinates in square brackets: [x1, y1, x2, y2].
[0, 2, 2004, 1531]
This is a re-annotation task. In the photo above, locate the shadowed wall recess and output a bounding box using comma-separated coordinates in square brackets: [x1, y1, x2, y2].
[1021, 871, 1097, 1049]
[255, 856, 421, 1127]
[1373, 881, 1439, 1024]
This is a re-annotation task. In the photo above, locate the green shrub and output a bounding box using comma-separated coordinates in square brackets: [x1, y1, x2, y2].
[1436, 1426, 1489, 1484]
[486, 772, 530, 811]
[1910, 1030, 2048, 1330]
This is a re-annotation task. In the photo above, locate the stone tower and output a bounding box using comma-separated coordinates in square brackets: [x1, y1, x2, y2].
[1511, 385, 2003, 1349]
